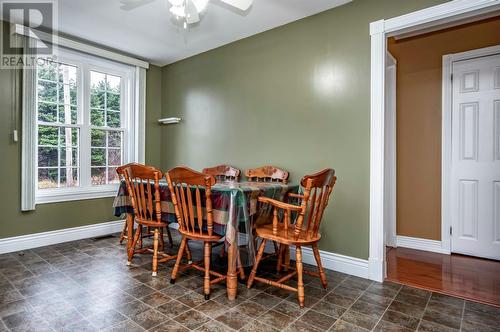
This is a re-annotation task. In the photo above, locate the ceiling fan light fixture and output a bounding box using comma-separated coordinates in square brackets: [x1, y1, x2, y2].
[169, 4, 186, 18]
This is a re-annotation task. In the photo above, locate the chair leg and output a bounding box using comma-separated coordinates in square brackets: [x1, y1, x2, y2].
[273, 241, 279, 255]
[312, 243, 327, 289]
[277, 244, 284, 273]
[138, 226, 143, 248]
[159, 228, 165, 252]
[296, 246, 305, 308]
[247, 238, 267, 289]
[127, 225, 141, 265]
[185, 241, 192, 264]
[237, 249, 246, 280]
[165, 225, 174, 247]
[284, 245, 290, 271]
[171, 236, 187, 284]
[119, 220, 127, 244]
[204, 242, 211, 300]
[152, 228, 159, 277]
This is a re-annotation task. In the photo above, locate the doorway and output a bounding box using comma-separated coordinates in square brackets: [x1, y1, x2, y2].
[370, 2, 500, 307]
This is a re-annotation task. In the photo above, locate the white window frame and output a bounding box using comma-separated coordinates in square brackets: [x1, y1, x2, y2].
[20, 27, 148, 210]
[35, 48, 134, 204]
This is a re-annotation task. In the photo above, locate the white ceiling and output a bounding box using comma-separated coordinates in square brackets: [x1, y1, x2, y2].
[49, 0, 350, 66]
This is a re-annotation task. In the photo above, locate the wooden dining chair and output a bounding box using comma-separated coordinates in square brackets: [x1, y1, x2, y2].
[117, 163, 173, 247]
[202, 164, 240, 182]
[123, 164, 177, 276]
[247, 168, 337, 307]
[246, 166, 290, 255]
[166, 166, 230, 300]
[245, 165, 289, 183]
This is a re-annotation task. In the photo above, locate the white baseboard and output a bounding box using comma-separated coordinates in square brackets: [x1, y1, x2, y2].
[257, 238, 369, 279]
[0, 220, 125, 254]
[396, 235, 450, 254]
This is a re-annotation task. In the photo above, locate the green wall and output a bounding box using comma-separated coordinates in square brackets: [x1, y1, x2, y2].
[161, 0, 447, 259]
[0, 61, 163, 238]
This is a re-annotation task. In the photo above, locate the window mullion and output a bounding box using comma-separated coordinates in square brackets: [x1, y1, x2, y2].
[80, 63, 91, 188]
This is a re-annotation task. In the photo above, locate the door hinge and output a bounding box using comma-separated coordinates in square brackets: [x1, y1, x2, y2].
[450, 226, 452, 235]
[450, 73, 453, 82]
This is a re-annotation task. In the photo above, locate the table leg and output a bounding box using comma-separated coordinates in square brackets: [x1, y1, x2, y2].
[126, 213, 134, 252]
[226, 241, 238, 300]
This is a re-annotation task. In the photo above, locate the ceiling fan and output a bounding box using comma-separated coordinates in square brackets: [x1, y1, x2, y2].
[119, 0, 253, 28]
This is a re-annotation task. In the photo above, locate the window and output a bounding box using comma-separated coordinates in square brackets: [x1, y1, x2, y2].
[24, 46, 146, 206]
[37, 62, 80, 189]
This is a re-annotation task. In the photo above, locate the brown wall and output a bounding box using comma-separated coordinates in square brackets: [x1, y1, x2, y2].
[388, 16, 500, 241]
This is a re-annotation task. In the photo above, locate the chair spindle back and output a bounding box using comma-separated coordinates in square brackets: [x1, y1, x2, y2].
[245, 166, 289, 183]
[123, 164, 163, 225]
[202, 165, 240, 182]
[166, 167, 217, 237]
[293, 169, 336, 239]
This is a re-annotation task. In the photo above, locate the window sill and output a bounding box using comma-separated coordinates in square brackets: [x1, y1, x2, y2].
[36, 185, 119, 205]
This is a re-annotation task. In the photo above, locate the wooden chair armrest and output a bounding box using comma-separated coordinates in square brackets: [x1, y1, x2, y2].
[258, 197, 302, 212]
[288, 193, 305, 199]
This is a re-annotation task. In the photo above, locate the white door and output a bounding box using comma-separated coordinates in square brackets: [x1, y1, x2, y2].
[450, 53, 500, 260]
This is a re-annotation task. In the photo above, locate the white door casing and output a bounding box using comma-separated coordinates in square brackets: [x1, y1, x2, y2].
[384, 52, 397, 249]
[450, 53, 500, 260]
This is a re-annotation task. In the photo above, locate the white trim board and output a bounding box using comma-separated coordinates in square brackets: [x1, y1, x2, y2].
[259, 240, 369, 279]
[369, 0, 500, 283]
[396, 236, 450, 255]
[0, 220, 124, 254]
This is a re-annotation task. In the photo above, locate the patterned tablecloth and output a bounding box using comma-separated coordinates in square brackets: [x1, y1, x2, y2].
[113, 180, 299, 264]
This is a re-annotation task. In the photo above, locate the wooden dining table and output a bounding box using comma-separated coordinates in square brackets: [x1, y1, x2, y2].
[113, 179, 299, 300]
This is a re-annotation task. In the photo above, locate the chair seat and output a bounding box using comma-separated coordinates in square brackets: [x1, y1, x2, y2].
[255, 223, 321, 245]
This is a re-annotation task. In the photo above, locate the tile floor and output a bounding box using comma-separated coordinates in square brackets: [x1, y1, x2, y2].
[0, 230, 499, 331]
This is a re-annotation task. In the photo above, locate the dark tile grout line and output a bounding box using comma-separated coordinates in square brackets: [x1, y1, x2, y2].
[368, 283, 401, 332]
[459, 299, 466, 332]
[415, 289, 432, 331]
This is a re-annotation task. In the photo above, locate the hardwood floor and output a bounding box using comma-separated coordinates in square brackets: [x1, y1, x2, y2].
[386, 247, 500, 307]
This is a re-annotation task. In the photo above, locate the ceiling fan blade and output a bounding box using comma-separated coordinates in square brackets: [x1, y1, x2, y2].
[218, 0, 252, 11]
[185, 0, 200, 24]
[119, 0, 156, 11]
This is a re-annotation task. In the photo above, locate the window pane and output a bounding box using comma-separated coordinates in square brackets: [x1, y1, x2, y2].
[37, 80, 57, 103]
[38, 102, 57, 123]
[91, 148, 106, 166]
[38, 147, 58, 167]
[91, 129, 106, 147]
[38, 168, 58, 189]
[58, 105, 77, 124]
[91, 71, 106, 91]
[58, 84, 77, 106]
[106, 92, 120, 110]
[60, 147, 78, 167]
[108, 131, 122, 148]
[107, 75, 121, 94]
[91, 90, 105, 109]
[108, 167, 119, 183]
[38, 62, 57, 81]
[90, 109, 105, 127]
[38, 125, 59, 146]
[60, 168, 78, 187]
[108, 149, 121, 166]
[106, 110, 120, 128]
[91, 167, 106, 186]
